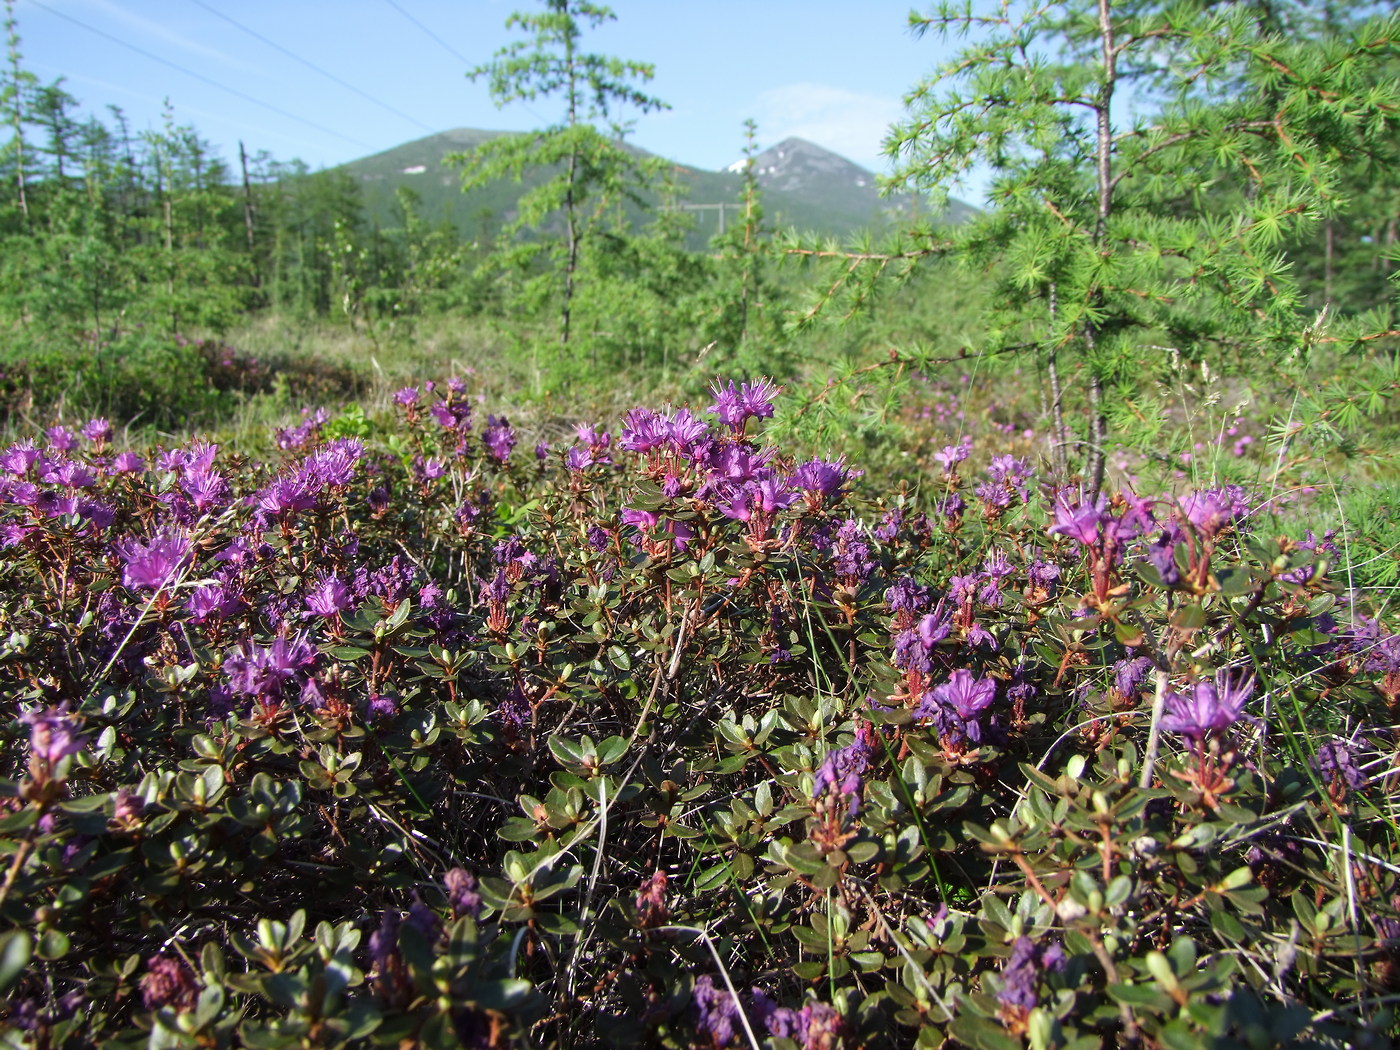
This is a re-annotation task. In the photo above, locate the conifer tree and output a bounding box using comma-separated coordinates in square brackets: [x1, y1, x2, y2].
[885, 0, 1400, 491]
[453, 0, 668, 355]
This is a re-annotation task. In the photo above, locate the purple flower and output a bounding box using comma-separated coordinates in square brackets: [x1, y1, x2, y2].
[1113, 656, 1155, 699]
[927, 669, 996, 742]
[790, 457, 859, 511]
[430, 399, 471, 432]
[618, 407, 667, 453]
[1144, 532, 1182, 586]
[187, 581, 242, 623]
[619, 508, 693, 551]
[564, 445, 595, 472]
[393, 386, 420, 407]
[987, 453, 1034, 498]
[305, 439, 363, 488]
[665, 407, 710, 453]
[305, 574, 354, 618]
[918, 608, 952, 648]
[46, 460, 97, 489]
[1160, 670, 1255, 744]
[141, 955, 199, 1011]
[874, 507, 903, 543]
[1177, 490, 1230, 538]
[81, 417, 113, 444]
[886, 577, 931, 615]
[443, 868, 482, 920]
[21, 705, 85, 765]
[1027, 558, 1060, 595]
[932, 437, 972, 472]
[717, 478, 797, 522]
[707, 377, 780, 432]
[0, 440, 41, 476]
[831, 518, 875, 585]
[366, 693, 399, 723]
[224, 635, 318, 702]
[813, 721, 877, 816]
[368, 909, 400, 979]
[1313, 737, 1367, 795]
[256, 475, 319, 520]
[765, 1001, 845, 1048]
[180, 467, 228, 514]
[46, 425, 77, 453]
[692, 975, 759, 1048]
[483, 415, 515, 464]
[1047, 492, 1105, 545]
[998, 937, 1067, 1015]
[120, 531, 193, 591]
[110, 451, 146, 474]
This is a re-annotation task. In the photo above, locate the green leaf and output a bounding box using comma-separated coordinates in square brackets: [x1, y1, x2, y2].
[0, 931, 31, 994]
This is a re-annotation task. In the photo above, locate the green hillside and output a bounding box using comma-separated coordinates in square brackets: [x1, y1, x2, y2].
[339, 128, 976, 244]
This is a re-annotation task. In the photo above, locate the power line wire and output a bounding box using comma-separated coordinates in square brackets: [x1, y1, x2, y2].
[24, 0, 376, 151]
[379, 0, 552, 130]
[186, 0, 435, 135]
[380, 0, 470, 65]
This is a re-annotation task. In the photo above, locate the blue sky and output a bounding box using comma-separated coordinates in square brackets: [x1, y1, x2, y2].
[16, 0, 966, 185]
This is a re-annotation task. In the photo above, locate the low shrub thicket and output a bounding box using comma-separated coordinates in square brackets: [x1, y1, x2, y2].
[0, 332, 369, 431]
[0, 378, 1396, 1049]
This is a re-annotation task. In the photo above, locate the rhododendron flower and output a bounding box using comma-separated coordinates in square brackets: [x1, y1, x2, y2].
[179, 467, 228, 514]
[933, 437, 972, 473]
[1113, 656, 1155, 699]
[791, 457, 859, 511]
[998, 937, 1067, 1017]
[256, 476, 319, 519]
[633, 870, 668, 929]
[21, 705, 85, 765]
[1177, 490, 1231, 538]
[188, 581, 241, 623]
[618, 407, 667, 453]
[1047, 492, 1105, 545]
[305, 574, 354, 618]
[46, 460, 96, 489]
[109, 451, 145, 474]
[813, 721, 876, 816]
[0, 440, 41, 476]
[916, 668, 996, 744]
[765, 1001, 846, 1047]
[708, 377, 779, 432]
[692, 975, 748, 1048]
[141, 956, 198, 1011]
[46, 425, 77, 453]
[305, 439, 363, 487]
[224, 634, 318, 701]
[831, 518, 875, 584]
[717, 478, 797, 522]
[444, 868, 482, 920]
[120, 531, 193, 591]
[564, 445, 595, 472]
[483, 415, 515, 463]
[81, 417, 112, 444]
[887, 577, 928, 613]
[620, 508, 693, 551]
[1161, 670, 1254, 744]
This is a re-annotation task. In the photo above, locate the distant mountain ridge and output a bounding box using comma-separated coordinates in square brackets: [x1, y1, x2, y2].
[338, 129, 976, 242]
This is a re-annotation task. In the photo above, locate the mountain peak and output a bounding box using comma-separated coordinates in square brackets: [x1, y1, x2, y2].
[740, 137, 877, 196]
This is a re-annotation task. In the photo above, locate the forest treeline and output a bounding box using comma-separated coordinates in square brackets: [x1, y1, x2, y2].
[0, 0, 1398, 437]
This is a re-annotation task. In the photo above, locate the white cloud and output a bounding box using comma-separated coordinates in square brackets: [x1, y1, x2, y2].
[750, 83, 903, 173]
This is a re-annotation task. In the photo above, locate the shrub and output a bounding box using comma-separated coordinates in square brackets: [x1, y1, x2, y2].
[0, 377, 1396, 1048]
